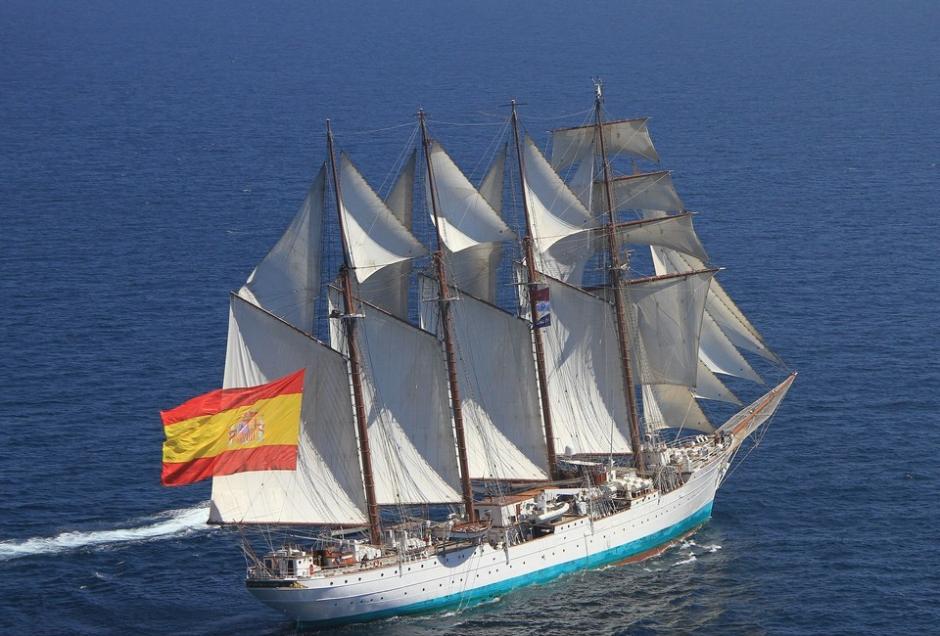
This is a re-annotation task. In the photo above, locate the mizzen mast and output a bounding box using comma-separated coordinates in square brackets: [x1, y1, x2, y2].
[418, 110, 476, 521]
[510, 100, 559, 480]
[593, 82, 646, 474]
[325, 120, 382, 544]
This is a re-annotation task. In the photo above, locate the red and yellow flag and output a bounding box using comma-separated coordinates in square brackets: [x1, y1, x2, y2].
[160, 369, 305, 486]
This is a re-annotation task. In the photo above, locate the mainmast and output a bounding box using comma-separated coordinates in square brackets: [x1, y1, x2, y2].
[325, 120, 382, 544]
[510, 101, 559, 480]
[593, 82, 646, 473]
[418, 110, 476, 521]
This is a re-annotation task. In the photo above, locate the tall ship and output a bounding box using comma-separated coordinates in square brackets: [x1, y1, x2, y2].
[166, 84, 795, 626]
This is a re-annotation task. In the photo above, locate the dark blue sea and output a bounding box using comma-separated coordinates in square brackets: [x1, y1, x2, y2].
[2, 1, 938, 633]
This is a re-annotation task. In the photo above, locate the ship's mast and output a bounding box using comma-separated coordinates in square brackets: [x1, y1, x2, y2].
[418, 110, 476, 521]
[509, 101, 559, 481]
[593, 82, 646, 473]
[325, 120, 382, 544]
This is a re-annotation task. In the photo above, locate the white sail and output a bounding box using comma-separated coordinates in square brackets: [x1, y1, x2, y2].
[536, 214, 707, 287]
[694, 360, 741, 404]
[615, 214, 708, 263]
[238, 164, 326, 334]
[626, 270, 716, 387]
[419, 276, 549, 481]
[523, 136, 597, 259]
[642, 384, 714, 434]
[426, 141, 514, 252]
[384, 150, 416, 227]
[338, 153, 426, 282]
[651, 246, 782, 366]
[329, 289, 462, 505]
[445, 243, 503, 304]
[551, 118, 659, 169]
[698, 310, 763, 383]
[427, 141, 514, 303]
[478, 146, 506, 216]
[568, 153, 595, 210]
[593, 170, 684, 214]
[210, 295, 367, 525]
[356, 153, 418, 320]
[524, 274, 633, 455]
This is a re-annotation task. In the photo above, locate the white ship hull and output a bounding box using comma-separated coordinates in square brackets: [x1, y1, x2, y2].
[247, 455, 726, 626]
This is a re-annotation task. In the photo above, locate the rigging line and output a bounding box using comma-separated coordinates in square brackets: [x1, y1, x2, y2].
[539, 106, 597, 181]
[431, 119, 506, 127]
[526, 106, 595, 122]
[471, 118, 511, 183]
[310, 120, 417, 138]
[377, 125, 419, 199]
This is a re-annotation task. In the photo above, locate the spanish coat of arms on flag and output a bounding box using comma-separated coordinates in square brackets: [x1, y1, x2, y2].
[160, 369, 304, 486]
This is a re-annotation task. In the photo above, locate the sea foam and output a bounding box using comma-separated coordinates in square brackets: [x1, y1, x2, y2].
[0, 505, 210, 562]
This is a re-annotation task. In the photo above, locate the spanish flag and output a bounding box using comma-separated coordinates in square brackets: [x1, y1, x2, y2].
[160, 369, 305, 486]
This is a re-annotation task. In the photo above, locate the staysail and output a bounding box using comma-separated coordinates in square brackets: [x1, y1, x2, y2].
[651, 246, 781, 371]
[356, 150, 417, 319]
[425, 141, 515, 302]
[238, 164, 326, 334]
[338, 153, 426, 282]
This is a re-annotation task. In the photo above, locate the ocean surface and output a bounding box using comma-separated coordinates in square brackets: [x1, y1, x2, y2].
[2, 1, 939, 634]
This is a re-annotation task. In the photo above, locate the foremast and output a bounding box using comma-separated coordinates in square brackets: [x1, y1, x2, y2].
[418, 110, 476, 521]
[593, 82, 646, 473]
[510, 101, 559, 480]
[325, 120, 382, 545]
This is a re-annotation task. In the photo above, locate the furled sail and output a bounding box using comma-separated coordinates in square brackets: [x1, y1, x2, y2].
[209, 295, 367, 525]
[357, 152, 417, 319]
[238, 164, 326, 334]
[426, 141, 515, 303]
[328, 289, 462, 505]
[626, 270, 716, 387]
[338, 153, 426, 282]
[593, 171, 684, 214]
[651, 246, 782, 368]
[521, 273, 633, 455]
[642, 384, 714, 434]
[551, 118, 659, 169]
[717, 373, 797, 449]
[419, 275, 549, 481]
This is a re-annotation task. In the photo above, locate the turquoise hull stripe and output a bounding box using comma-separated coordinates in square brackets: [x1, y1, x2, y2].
[297, 501, 714, 627]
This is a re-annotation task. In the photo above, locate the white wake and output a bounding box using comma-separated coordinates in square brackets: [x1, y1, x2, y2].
[0, 504, 211, 562]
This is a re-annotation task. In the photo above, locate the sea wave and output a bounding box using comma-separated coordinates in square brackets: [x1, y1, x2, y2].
[0, 504, 210, 562]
